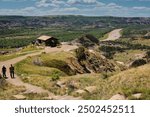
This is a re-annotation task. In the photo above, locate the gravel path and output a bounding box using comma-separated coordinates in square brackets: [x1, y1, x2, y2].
[103, 29, 122, 41]
[0, 45, 80, 100]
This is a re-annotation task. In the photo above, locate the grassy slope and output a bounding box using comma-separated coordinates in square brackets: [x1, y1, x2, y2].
[15, 50, 150, 100]
[1, 17, 150, 100]
[114, 50, 145, 63]
[107, 63, 150, 99]
[15, 51, 74, 77]
[0, 45, 41, 61]
[15, 62, 150, 100]
[0, 81, 49, 100]
[0, 80, 25, 99]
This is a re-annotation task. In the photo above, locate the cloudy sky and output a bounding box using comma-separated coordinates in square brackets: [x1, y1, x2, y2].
[0, 0, 150, 17]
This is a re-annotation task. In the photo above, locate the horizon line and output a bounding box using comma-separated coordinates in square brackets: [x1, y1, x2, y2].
[0, 14, 150, 18]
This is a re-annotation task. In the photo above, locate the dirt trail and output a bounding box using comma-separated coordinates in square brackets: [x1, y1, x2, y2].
[103, 29, 122, 41]
[0, 44, 80, 100]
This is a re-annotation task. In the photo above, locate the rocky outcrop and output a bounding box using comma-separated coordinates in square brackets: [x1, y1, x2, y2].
[67, 49, 117, 74]
[72, 34, 99, 48]
[144, 32, 150, 39]
[67, 57, 86, 74]
[129, 51, 150, 68]
[145, 51, 150, 62]
[0, 51, 9, 55]
[129, 59, 147, 68]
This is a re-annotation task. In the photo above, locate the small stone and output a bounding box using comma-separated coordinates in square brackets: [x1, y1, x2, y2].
[75, 90, 86, 94]
[84, 86, 97, 93]
[68, 81, 79, 89]
[56, 81, 66, 88]
[116, 61, 125, 65]
[43, 96, 53, 100]
[109, 94, 126, 100]
[21, 74, 24, 77]
[132, 93, 142, 99]
[13, 95, 26, 100]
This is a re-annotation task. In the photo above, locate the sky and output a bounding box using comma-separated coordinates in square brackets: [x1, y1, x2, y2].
[0, 0, 150, 17]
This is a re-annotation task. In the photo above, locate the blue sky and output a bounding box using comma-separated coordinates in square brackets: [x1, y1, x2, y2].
[0, 0, 150, 17]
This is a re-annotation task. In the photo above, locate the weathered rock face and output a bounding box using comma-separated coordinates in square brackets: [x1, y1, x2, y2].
[67, 57, 86, 74]
[72, 34, 99, 48]
[67, 49, 117, 74]
[145, 51, 150, 62]
[144, 32, 150, 39]
[0, 51, 9, 55]
[128, 51, 150, 68]
[81, 51, 116, 73]
[129, 59, 147, 68]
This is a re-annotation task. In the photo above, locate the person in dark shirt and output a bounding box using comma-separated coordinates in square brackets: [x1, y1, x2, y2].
[9, 64, 15, 78]
[2, 65, 7, 78]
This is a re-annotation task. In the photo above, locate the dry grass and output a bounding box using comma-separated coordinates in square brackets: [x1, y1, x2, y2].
[114, 50, 145, 63]
[15, 50, 150, 100]
[107, 63, 150, 99]
[0, 45, 41, 61]
[132, 38, 150, 46]
[0, 80, 26, 99]
[16, 63, 150, 100]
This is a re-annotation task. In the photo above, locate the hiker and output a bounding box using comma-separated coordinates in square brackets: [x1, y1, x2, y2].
[2, 65, 7, 78]
[9, 64, 15, 78]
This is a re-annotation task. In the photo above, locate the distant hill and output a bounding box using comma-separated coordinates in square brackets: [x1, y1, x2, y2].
[0, 15, 150, 28]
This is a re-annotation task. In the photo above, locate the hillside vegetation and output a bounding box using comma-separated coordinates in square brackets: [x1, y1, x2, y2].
[15, 54, 150, 99]
[0, 16, 150, 28]
[0, 16, 150, 48]
[0, 15, 150, 100]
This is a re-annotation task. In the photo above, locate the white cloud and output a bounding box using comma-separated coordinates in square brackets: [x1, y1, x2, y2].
[0, 0, 35, 2]
[133, 6, 150, 10]
[0, 0, 149, 17]
[22, 7, 36, 11]
[36, 0, 50, 7]
[83, 0, 97, 3]
[61, 7, 79, 12]
[67, 0, 98, 5]
[36, 0, 67, 8]
[67, 0, 80, 4]
[106, 3, 122, 9]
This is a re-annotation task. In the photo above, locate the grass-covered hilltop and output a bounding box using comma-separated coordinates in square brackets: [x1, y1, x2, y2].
[0, 15, 150, 100]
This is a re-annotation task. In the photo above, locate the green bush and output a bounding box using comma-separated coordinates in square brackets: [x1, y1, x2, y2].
[75, 46, 86, 61]
[51, 73, 60, 81]
[0, 38, 35, 48]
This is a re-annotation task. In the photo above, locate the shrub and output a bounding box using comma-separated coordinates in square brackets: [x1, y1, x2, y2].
[75, 46, 86, 61]
[51, 73, 60, 81]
